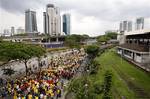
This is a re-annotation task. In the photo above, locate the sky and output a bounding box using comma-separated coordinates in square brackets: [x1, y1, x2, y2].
[0, 0, 150, 36]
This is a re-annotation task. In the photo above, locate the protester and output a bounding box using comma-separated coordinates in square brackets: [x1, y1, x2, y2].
[0, 49, 86, 98]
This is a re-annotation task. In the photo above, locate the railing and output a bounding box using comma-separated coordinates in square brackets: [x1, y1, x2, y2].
[119, 43, 149, 52]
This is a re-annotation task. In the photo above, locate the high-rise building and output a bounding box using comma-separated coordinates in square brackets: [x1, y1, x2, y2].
[119, 21, 132, 32]
[3, 29, 10, 35]
[135, 17, 144, 30]
[123, 21, 128, 31]
[43, 4, 61, 36]
[11, 26, 15, 35]
[63, 14, 71, 35]
[17, 27, 25, 34]
[25, 9, 38, 33]
[119, 21, 127, 32]
[3, 29, 11, 37]
[119, 22, 123, 32]
[127, 21, 132, 32]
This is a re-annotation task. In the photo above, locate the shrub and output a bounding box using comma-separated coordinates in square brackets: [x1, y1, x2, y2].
[102, 70, 113, 99]
[85, 45, 99, 58]
[93, 82, 104, 94]
[89, 60, 100, 75]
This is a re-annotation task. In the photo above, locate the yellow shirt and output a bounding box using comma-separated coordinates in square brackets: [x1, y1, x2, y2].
[57, 89, 60, 94]
[13, 95, 17, 99]
[8, 88, 11, 93]
[34, 88, 38, 93]
[51, 92, 54, 97]
[35, 96, 38, 99]
[22, 97, 25, 99]
[49, 89, 53, 93]
[14, 84, 17, 88]
[28, 94, 32, 99]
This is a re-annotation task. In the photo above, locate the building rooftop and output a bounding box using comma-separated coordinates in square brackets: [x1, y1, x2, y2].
[124, 29, 150, 36]
[118, 44, 149, 52]
[47, 4, 54, 8]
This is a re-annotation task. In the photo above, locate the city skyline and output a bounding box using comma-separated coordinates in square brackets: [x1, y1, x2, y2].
[1, 0, 150, 36]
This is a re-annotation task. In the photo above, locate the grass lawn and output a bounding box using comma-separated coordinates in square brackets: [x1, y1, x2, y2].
[90, 48, 150, 99]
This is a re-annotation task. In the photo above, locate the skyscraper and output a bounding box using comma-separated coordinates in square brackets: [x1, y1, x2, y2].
[123, 21, 128, 31]
[127, 21, 132, 32]
[63, 14, 71, 35]
[119, 22, 123, 32]
[43, 4, 61, 36]
[25, 9, 38, 33]
[3, 29, 10, 36]
[135, 17, 144, 30]
[11, 26, 15, 35]
[119, 21, 132, 32]
[119, 21, 127, 32]
[17, 27, 25, 34]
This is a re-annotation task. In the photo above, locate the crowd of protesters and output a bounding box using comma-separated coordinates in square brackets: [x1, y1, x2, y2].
[0, 49, 86, 99]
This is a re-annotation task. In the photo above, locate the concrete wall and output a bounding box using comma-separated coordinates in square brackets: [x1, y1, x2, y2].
[0, 57, 48, 78]
[118, 35, 126, 44]
[142, 54, 150, 63]
[117, 47, 149, 64]
[134, 53, 142, 63]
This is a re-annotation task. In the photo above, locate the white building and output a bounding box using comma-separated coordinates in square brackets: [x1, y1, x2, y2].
[43, 4, 61, 36]
[135, 17, 144, 30]
[117, 22, 150, 72]
[119, 21, 132, 32]
[17, 27, 25, 34]
[3, 29, 11, 37]
[127, 21, 132, 32]
[11, 26, 15, 36]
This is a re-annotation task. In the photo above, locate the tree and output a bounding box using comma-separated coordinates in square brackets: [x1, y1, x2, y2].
[0, 42, 46, 76]
[85, 45, 99, 58]
[64, 37, 80, 48]
[97, 35, 110, 44]
[13, 33, 27, 36]
[17, 44, 46, 75]
[93, 82, 103, 94]
[97, 32, 117, 45]
[64, 34, 89, 48]
[0, 37, 2, 42]
[102, 70, 113, 99]
[68, 76, 97, 99]
[106, 32, 117, 39]
[81, 34, 89, 42]
[89, 60, 100, 74]
[31, 45, 46, 71]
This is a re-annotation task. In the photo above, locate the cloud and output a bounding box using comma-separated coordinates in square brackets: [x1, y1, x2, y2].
[0, 0, 43, 13]
[2, 0, 150, 21]
[0, 0, 150, 36]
